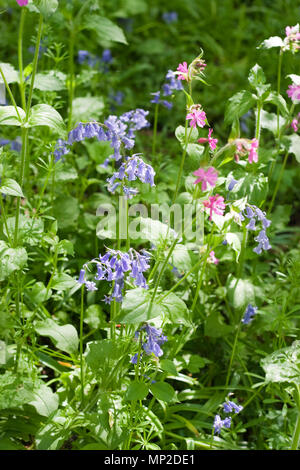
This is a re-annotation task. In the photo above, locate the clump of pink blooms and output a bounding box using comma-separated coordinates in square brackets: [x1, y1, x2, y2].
[203, 195, 226, 221]
[291, 113, 300, 132]
[175, 55, 207, 83]
[186, 105, 206, 128]
[287, 84, 300, 102]
[282, 24, 300, 52]
[193, 166, 218, 191]
[208, 251, 219, 265]
[177, 62, 189, 81]
[232, 138, 259, 164]
[198, 128, 218, 151]
[16, 0, 28, 5]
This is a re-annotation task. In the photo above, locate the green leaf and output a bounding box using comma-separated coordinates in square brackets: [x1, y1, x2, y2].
[186, 143, 204, 160]
[125, 381, 149, 401]
[85, 339, 123, 374]
[150, 382, 175, 402]
[83, 15, 127, 45]
[170, 244, 192, 272]
[0, 106, 25, 126]
[226, 275, 256, 310]
[248, 64, 266, 88]
[261, 341, 300, 385]
[224, 233, 241, 261]
[138, 217, 178, 247]
[236, 173, 268, 206]
[33, 0, 58, 17]
[0, 241, 27, 281]
[159, 292, 191, 326]
[26, 281, 50, 305]
[28, 384, 59, 417]
[53, 195, 80, 230]
[35, 318, 79, 355]
[258, 36, 284, 49]
[84, 304, 106, 329]
[51, 273, 78, 291]
[160, 359, 178, 376]
[204, 311, 233, 338]
[33, 71, 66, 91]
[0, 63, 19, 84]
[4, 215, 44, 246]
[0, 178, 24, 197]
[265, 92, 289, 117]
[28, 104, 66, 136]
[225, 90, 256, 125]
[71, 96, 104, 124]
[175, 125, 198, 143]
[259, 109, 285, 135]
[116, 288, 162, 324]
[284, 134, 300, 163]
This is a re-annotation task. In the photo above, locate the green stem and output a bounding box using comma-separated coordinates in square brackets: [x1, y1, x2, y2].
[0, 194, 12, 245]
[237, 226, 247, 278]
[255, 100, 262, 141]
[0, 66, 21, 120]
[268, 151, 289, 215]
[26, 15, 43, 116]
[80, 285, 85, 408]
[18, 7, 26, 110]
[172, 122, 192, 205]
[152, 103, 159, 160]
[68, 25, 75, 131]
[277, 50, 283, 138]
[225, 322, 241, 387]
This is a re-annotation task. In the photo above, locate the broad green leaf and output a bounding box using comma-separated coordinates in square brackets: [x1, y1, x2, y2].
[51, 273, 78, 291]
[175, 125, 198, 143]
[125, 381, 149, 401]
[204, 311, 233, 338]
[224, 232, 241, 260]
[35, 318, 79, 355]
[226, 275, 256, 310]
[225, 90, 256, 125]
[186, 143, 205, 160]
[33, 0, 58, 17]
[85, 339, 123, 374]
[284, 133, 300, 163]
[160, 359, 178, 376]
[0, 63, 19, 84]
[0, 178, 24, 197]
[0, 241, 27, 281]
[25, 281, 50, 305]
[28, 104, 66, 136]
[159, 292, 191, 326]
[4, 214, 44, 246]
[83, 15, 127, 45]
[265, 92, 289, 117]
[53, 195, 80, 230]
[28, 384, 59, 417]
[33, 71, 66, 91]
[0, 106, 25, 126]
[236, 173, 268, 206]
[138, 217, 179, 247]
[116, 288, 162, 323]
[169, 244, 192, 272]
[84, 304, 106, 329]
[248, 64, 266, 88]
[261, 341, 300, 385]
[150, 382, 175, 402]
[72, 96, 104, 123]
[258, 36, 284, 49]
[259, 109, 285, 134]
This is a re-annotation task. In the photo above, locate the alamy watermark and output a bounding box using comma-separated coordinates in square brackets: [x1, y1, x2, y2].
[96, 196, 204, 246]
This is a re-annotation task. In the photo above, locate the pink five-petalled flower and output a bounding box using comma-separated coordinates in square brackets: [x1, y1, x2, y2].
[16, 0, 28, 5]
[209, 251, 219, 265]
[287, 84, 300, 102]
[186, 108, 206, 129]
[203, 194, 226, 221]
[193, 167, 218, 191]
[176, 62, 189, 81]
[248, 139, 258, 164]
[198, 128, 218, 151]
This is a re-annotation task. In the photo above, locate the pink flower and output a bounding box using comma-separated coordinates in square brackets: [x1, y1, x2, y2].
[186, 109, 206, 128]
[209, 251, 219, 265]
[177, 62, 189, 81]
[287, 84, 300, 102]
[16, 0, 28, 5]
[286, 25, 300, 40]
[203, 194, 226, 221]
[248, 139, 258, 164]
[291, 118, 298, 132]
[193, 167, 218, 191]
[198, 128, 218, 151]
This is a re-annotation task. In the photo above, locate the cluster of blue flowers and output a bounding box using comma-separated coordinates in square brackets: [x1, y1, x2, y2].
[131, 324, 168, 364]
[107, 153, 155, 198]
[213, 398, 243, 434]
[162, 12, 178, 24]
[150, 70, 183, 109]
[53, 108, 149, 163]
[78, 248, 151, 303]
[0, 138, 22, 152]
[241, 304, 258, 325]
[240, 205, 271, 254]
[78, 48, 113, 69]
